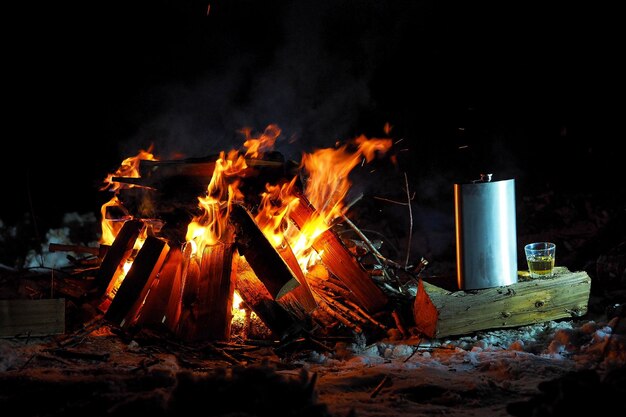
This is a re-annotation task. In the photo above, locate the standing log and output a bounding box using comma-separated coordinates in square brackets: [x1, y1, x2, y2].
[164, 243, 191, 333]
[176, 247, 201, 340]
[104, 236, 170, 327]
[231, 204, 300, 299]
[134, 249, 183, 327]
[414, 267, 592, 338]
[95, 219, 143, 295]
[193, 243, 237, 341]
[289, 194, 388, 312]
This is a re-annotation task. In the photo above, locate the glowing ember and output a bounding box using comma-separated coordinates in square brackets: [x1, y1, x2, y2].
[105, 258, 133, 301]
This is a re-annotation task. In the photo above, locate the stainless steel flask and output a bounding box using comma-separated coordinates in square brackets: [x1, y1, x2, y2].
[454, 174, 517, 290]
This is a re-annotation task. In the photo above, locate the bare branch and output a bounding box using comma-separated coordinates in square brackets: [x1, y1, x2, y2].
[404, 172, 413, 268]
[373, 196, 409, 206]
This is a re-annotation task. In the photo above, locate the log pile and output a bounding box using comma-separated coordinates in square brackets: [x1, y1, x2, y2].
[81, 151, 413, 345]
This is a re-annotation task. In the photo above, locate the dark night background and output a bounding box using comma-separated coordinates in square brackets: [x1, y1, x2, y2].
[2, 1, 622, 267]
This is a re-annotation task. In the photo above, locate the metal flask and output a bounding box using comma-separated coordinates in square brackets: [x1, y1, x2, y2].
[454, 174, 517, 290]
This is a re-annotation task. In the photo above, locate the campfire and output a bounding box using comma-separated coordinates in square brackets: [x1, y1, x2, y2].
[86, 125, 424, 344]
[33, 124, 591, 352]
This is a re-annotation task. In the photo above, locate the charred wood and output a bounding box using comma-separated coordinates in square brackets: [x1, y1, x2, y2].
[104, 236, 170, 328]
[95, 220, 143, 295]
[231, 204, 300, 300]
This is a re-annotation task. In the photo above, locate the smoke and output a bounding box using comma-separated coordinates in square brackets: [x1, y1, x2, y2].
[119, 0, 414, 160]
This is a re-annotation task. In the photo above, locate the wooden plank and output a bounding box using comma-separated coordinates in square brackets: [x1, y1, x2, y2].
[0, 298, 65, 338]
[414, 267, 591, 338]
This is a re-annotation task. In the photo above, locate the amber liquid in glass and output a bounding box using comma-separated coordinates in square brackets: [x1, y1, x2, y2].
[527, 256, 555, 278]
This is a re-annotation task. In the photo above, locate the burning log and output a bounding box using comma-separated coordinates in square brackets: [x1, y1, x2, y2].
[176, 246, 201, 340]
[133, 249, 183, 327]
[275, 243, 317, 313]
[289, 194, 388, 313]
[193, 243, 237, 341]
[163, 244, 191, 334]
[95, 219, 143, 295]
[104, 236, 170, 328]
[230, 204, 300, 300]
[235, 257, 303, 339]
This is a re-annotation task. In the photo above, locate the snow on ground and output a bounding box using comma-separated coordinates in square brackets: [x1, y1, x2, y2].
[296, 318, 626, 417]
[3, 315, 623, 417]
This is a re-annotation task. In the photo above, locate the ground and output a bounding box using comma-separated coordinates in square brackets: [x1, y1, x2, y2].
[1, 312, 625, 416]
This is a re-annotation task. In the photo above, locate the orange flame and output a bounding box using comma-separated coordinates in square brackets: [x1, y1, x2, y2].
[101, 147, 157, 192]
[251, 134, 392, 271]
[301, 136, 392, 224]
[185, 150, 248, 254]
[242, 124, 281, 158]
[254, 178, 299, 246]
[99, 148, 157, 245]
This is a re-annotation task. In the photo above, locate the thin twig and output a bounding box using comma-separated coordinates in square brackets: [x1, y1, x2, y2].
[391, 310, 408, 338]
[370, 375, 391, 398]
[317, 299, 362, 333]
[26, 168, 44, 268]
[341, 216, 385, 260]
[403, 339, 422, 363]
[0, 263, 17, 272]
[343, 192, 364, 213]
[18, 354, 35, 372]
[373, 196, 409, 206]
[203, 342, 244, 366]
[404, 173, 413, 268]
[341, 215, 400, 286]
[341, 297, 389, 331]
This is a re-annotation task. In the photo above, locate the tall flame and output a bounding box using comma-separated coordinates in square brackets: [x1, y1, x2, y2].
[253, 134, 392, 271]
[254, 177, 299, 247]
[301, 136, 393, 223]
[185, 150, 247, 254]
